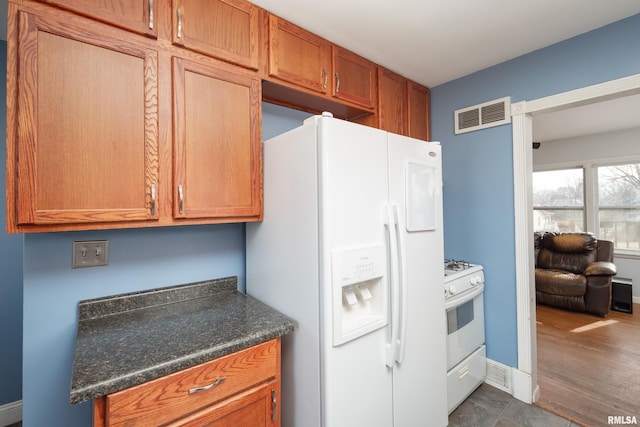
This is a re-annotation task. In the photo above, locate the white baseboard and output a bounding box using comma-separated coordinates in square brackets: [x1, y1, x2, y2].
[633, 296, 640, 304]
[0, 400, 22, 426]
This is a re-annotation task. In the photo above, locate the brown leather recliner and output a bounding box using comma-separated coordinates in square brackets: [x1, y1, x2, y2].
[534, 232, 617, 316]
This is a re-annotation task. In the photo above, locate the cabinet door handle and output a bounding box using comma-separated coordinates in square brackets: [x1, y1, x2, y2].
[271, 389, 277, 422]
[176, 7, 183, 39]
[189, 376, 226, 395]
[150, 184, 156, 215]
[178, 185, 184, 214]
[148, 0, 154, 29]
[322, 68, 327, 89]
[335, 72, 340, 93]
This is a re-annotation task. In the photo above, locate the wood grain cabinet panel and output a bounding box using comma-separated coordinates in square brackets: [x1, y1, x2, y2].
[9, 10, 159, 229]
[332, 46, 376, 109]
[377, 67, 407, 136]
[94, 339, 280, 427]
[166, 381, 277, 427]
[268, 15, 331, 95]
[172, 0, 260, 70]
[407, 81, 431, 141]
[37, 0, 157, 37]
[172, 57, 262, 220]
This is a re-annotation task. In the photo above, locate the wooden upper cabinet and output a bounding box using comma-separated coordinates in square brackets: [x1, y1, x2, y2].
[407, 81, 431, 141]
[8, 11, 159, 231]
[173, 58, 262, 221]
[331, 46, 376, 109]
[37, 0, 157, 37]
[268, 15, 331, 94]
[172, 0, 259, 70]
[377, 67, 407, 136]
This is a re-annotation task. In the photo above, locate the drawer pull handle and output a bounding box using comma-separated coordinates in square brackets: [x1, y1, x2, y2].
[178, 184, 184, 215]
[177, 8, 183, 39]
[189, 376, 226, 395]
[271, 389, 277, 422]
[150, 184, 156, 215]
[148, 0, 154, 29]
[458, 365, 469, 379]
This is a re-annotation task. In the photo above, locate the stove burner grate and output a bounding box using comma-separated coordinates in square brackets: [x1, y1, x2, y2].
[444, 259, 472, 271]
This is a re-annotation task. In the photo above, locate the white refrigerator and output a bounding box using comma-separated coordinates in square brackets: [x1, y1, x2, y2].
[246, 113, 447, 427]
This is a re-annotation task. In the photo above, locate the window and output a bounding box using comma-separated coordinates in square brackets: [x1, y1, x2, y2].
[533, 168, 585, 232]
[533, 161, 640, 253]
[597, 163, 640, 250]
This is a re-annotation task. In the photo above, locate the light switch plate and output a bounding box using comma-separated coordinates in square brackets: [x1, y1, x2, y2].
[72, 240, 109, 268]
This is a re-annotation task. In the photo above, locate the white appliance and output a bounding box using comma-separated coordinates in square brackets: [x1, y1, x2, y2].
[443, 260, 486, 414]
[246, 113, 448, 427]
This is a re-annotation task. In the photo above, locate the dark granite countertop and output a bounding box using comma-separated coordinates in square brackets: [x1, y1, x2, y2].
[69, 276, 295, 405]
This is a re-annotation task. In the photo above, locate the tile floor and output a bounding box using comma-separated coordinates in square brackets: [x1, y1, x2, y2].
[449, 383, 580, 427]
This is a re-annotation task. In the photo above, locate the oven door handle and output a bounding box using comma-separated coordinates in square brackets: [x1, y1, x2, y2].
[444, 283, 484, 310]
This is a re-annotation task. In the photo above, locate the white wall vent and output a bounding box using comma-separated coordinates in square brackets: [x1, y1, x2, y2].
[485, 359, 512, 393]
[454, 96, 511, 134]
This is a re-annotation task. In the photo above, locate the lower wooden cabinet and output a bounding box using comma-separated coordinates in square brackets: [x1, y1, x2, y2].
[94, 339, 281, 427]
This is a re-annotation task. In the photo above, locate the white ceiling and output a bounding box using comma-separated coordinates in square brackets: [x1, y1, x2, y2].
[1, 0, 639, 140]
[532, 94, 640, 142]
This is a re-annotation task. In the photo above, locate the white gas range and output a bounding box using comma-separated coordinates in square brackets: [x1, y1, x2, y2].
[443, 259, 487, 414]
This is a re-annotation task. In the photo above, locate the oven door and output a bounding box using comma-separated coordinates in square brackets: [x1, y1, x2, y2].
[445, 284, 485, 370]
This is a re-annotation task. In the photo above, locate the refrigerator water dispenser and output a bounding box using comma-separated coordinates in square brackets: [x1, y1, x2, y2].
[331, 245, 388, 346]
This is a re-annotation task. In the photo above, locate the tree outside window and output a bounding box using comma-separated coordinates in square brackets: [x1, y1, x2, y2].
[533, 168, 585, 233]
[597, 163, 640, 250]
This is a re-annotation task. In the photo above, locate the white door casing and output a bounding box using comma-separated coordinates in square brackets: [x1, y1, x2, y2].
[511, 73, 640, 403]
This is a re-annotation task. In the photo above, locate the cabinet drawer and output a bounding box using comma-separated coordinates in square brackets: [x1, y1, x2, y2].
[166, 380, 278, 427]
[105, 340, 277, 427]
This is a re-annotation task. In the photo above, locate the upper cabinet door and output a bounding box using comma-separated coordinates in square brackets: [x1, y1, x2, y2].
[268, 15, 331, 94]
[332, 46, 376, 109]
[173, 58, 262, 220]
[172, 0, 259, 70]
[407, 81, 431, 141]
[37, 0, 157, 37]
[10, 11, 159, 229]
[378, 67, 407, 136]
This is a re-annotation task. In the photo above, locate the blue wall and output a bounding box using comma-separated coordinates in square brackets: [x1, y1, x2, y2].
[0, 39, 24, 407]
[20, 103, 309, 426]
[432, 13, 640, 367]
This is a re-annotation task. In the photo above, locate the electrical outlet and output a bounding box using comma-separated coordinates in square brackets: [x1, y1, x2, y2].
[72, 240, 109, 268]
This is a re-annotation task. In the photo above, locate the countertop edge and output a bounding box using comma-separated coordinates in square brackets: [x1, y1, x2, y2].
[69, 278, 295, 405]
[69, 323, 294, 405]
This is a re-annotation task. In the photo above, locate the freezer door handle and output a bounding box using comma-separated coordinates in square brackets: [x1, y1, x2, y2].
[385, 204, 404, 367]
[394, 204, 408, 364]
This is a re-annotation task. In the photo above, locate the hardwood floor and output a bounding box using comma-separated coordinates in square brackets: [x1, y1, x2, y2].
[536, 303, 640, 427]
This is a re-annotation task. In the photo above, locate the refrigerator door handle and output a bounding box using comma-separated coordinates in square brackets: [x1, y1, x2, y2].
[394, 205, 408, 364]
[385, 204, 401, 368]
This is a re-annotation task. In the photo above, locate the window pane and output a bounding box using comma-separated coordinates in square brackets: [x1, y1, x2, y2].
[534, 209, 585, 232]
[533, 169, 584, 232]
[598, 164, 640, 250]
